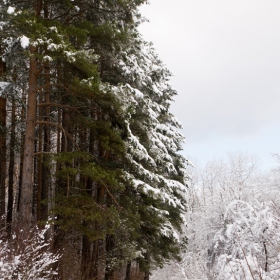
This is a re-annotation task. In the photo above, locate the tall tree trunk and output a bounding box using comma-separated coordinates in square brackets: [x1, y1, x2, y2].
[56, 107, 61, 174]
[7, 97, 16, 235]
[143, 271, 150, 280]
[19, 45, 38, 233]
[33, 128, 38, 217]
[54, 106, 73, 279]
[125, 261, 131, 280]
[81, 235, 97, 280]
[17, 92, 27, 212]
[104, 235, 114, 280]
[143, 254, 150, 280]
[38, 62, 51, 223]
[92, 239, 99, 279]
[91, 106, 99, 280]
[41, 101, 50, 222]
[40, 4, 51, 222]
[0, 47, 6, 76]
[0, 96, 6, 230]
[80, 122, 103, 280]
[0, 46, 7, 232]
[81, 235, 90, 278]
[37, 91, 43, 221]
[61, 109, 71, 155]
[81, 111, 99, 279]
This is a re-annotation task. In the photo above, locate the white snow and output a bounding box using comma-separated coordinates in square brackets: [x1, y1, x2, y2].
[133, 179, 160, 196]
[0, 225, 60, 279]
[20, 36, 30, 48]
[43, 55, 53, 62]
[7, 6, 15, 14]
[49, 26, 58, 32]
[134, 88, 144, 99]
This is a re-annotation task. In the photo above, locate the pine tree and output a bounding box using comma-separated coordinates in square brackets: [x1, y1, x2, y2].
[101, 33, 190, 276]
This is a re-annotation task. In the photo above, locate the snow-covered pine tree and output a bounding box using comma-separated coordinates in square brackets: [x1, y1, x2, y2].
[103, 32, 190, 277]
[208, 199, 280, 280]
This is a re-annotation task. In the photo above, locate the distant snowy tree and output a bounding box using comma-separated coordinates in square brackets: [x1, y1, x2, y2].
[151, 153, 280, 280]
[209, 199, 280, 280]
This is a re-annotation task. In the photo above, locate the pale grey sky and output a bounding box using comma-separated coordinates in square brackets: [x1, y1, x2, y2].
[138, 0, 280, 170]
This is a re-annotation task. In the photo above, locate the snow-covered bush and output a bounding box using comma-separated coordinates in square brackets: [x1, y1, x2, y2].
[151, 153, 280, 280]
[0, 225, 60, 279]
[209, 199, 280, 279]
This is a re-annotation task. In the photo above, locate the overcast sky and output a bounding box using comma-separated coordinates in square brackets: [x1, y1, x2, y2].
[138, 0, 280, 170]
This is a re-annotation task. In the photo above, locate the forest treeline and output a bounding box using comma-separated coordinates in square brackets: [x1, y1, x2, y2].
[0, 0, 189, 279]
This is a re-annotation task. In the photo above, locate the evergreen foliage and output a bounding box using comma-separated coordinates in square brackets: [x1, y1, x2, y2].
[0, 0, 189, 279]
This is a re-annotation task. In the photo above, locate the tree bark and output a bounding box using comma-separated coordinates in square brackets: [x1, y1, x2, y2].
[38, 62, 51, 223]
[7, 97, 16, 235]
[40, 1, 51, 217]
[19, 45, 38, 233]
[92, 240, 99, 279]
[143, 253, 150, 280]
[0, 45, 7, 231]
[81, 234, 99, 280]
[125, 261, 131, 280]
[37, 91, 43, 221]
[0, 96, 6, 230]
[0, 51, 6, 76]
[144, 271, 150, 280]
[17, 92, 27, 212]
[104, 235, 115, 280]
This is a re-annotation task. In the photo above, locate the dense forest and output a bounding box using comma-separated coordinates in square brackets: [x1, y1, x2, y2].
[0, 0, 190, 279]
